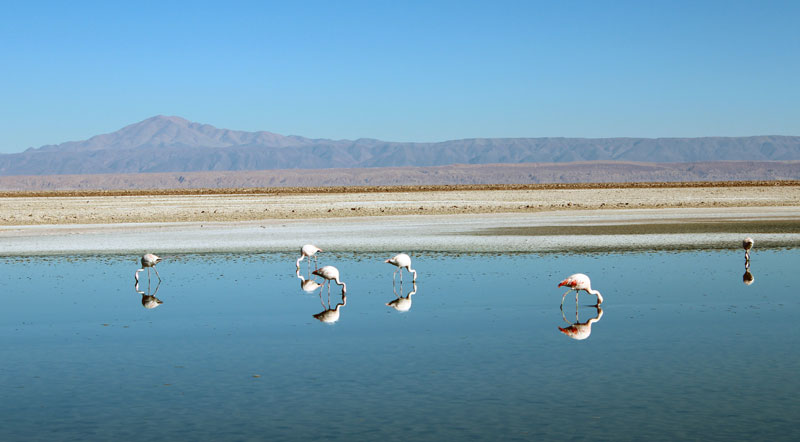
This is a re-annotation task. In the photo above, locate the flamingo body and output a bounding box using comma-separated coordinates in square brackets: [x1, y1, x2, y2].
[386, 253, 418, 282]
[313, 265, 347, 293]
[297, 244, 322, 271]
[743, 237, 754, 260]
[135, 253, 162, 284]
[558, 273, 603, 305]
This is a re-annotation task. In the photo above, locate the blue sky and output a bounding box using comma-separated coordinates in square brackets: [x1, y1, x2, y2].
[0, 1, 798, 153]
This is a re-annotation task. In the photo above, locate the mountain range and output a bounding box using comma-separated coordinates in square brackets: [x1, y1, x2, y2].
[1, 115, 799, 177]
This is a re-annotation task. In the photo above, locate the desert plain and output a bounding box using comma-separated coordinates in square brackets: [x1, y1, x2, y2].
[1, 181, 799, 255]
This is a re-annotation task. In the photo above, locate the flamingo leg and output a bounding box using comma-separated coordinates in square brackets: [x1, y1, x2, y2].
[393, 268, 399, 283]
[152, 266, 161, 282]
[327, 281, 331, 308]
[318, 287, 326, 308]
[560, 289, 571, 307]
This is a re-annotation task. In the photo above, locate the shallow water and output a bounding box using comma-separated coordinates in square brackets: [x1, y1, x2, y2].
[1, 249, 798, 441]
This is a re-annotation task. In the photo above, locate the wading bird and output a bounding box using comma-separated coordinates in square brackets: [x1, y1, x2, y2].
[743, 237, 754, 261]
[135, 253, 162, 285]
[312, 265, 347, 294]
[296, 244, 322, 272]
[385, 253, 417, 283]
[558, 273, 603, 307]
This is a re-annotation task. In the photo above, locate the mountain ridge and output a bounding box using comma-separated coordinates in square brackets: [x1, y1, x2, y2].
[3, 115, 800, 176]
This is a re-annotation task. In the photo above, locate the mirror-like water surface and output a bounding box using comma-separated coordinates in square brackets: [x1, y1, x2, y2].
[1, 249, 798, 441]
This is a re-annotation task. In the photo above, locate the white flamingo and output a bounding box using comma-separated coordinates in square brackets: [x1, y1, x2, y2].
[558, 273, 603, 307]
[743, 237, 754, 261]
[312, 265, 347, 294]
[385, 253, 417, 283]
[135, 253, 162, 285]
[296, 244, 323, 272]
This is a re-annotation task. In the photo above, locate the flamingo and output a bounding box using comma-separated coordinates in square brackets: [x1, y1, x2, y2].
[296, 244, 323, 272]
[559, 306, 604, 340]
[387, 281, 417, 312]
[313, 294, 347, 324]
[742, 237, 754, 261]
[558, 273, 603, 307]
[134, 253, 162, 285]
[312, 265, 347, 294]
[385, 253, 417, 283]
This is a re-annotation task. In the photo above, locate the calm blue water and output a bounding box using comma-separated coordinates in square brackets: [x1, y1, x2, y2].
[1, 249, 798, 441]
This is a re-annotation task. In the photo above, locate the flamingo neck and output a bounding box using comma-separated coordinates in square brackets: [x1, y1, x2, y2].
[409, 267, 417, 281]
[296, 256, 304, 269]
[589, 289, 603, 304]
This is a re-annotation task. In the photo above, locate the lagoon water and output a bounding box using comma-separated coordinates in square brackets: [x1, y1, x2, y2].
[1, 249, 798, 441]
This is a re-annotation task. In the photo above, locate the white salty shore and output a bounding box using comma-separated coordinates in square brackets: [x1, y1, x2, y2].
[2, 207, 799, 255]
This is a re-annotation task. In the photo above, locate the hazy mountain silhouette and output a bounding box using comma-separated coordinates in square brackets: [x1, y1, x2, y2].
[1, 115, 799, 176]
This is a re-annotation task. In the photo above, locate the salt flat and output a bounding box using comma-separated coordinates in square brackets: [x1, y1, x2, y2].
[2, 206, 799, 255]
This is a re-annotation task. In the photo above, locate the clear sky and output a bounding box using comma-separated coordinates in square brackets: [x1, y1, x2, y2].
[0, 0, 798, 153]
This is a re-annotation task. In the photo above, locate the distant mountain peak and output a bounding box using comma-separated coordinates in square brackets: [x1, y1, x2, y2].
[29, 115, 316, 153]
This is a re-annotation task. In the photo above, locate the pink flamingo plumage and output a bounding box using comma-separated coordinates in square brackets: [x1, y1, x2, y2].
[558, 273, 604, 307]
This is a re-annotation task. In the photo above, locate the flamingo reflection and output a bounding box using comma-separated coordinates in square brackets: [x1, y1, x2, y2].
[134, 278, 163, 309]
[558, 305, 603, 340]
[313, 290, 347, 324]
[296, 268, 323, 293]
[386, 281, 417, 312]
[743, 257, 754, 286]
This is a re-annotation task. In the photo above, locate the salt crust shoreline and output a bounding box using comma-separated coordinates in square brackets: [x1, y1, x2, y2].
[2, 207, 799, 255]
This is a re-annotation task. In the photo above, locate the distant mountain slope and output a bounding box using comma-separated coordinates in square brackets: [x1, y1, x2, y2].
[1, 116, 799, 176]
[2, 161, 799, 191]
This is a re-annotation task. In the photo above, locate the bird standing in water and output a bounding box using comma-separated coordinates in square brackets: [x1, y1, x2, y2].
[558, 273, 603, 307]
[312, 265, 347, 294]
[296, 244, 322, 273]
[743, 237, 754, 261]
[385, 253, 418, 283]
[135, 253, 162, 285]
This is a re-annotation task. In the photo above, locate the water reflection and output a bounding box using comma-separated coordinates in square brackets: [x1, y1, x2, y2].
[743, 259, 755, 286]
[313, 290, 347, 324]
[386, 281, 417, 312]
[134, 279, 163, 309]
[296, 268, 323, 293]
[558, 305, 603, 340]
